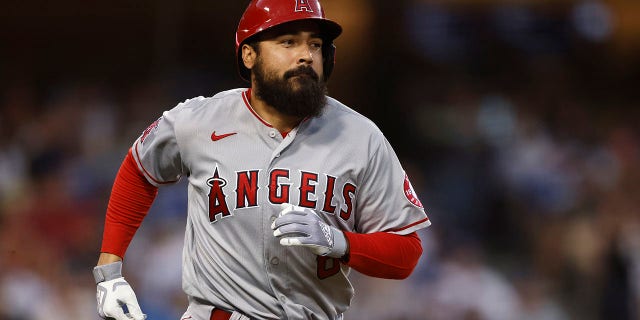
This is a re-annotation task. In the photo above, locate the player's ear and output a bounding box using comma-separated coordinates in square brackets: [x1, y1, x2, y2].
[241, 43, 257, 70]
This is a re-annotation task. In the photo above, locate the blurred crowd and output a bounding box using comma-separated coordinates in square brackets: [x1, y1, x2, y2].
[1, 1, 639, 319]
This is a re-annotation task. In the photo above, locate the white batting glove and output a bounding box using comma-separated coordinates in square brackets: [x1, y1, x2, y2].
[93, 261, 147, 320]
[272, 203, 348, 258]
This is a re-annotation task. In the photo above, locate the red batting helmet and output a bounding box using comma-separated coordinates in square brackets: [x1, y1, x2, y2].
[235, 0, 343, 82]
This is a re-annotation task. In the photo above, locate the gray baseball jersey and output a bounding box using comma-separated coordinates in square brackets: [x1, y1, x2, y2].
[132, 88, 431, 319]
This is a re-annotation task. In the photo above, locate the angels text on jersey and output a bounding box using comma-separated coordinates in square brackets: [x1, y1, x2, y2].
[207, 165, 356, 223]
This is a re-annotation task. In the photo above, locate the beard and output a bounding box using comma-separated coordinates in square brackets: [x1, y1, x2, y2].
[252, 58, 327, 119]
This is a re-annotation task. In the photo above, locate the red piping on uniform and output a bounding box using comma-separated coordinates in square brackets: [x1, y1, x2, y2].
[385, 217, 430, 233]
[242, 89, 273, 128]
[242, 88, 310, 138]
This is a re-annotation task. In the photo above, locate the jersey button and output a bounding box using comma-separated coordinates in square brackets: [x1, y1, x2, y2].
[270, 257, 280, 265]
[269, 131, 277, 138]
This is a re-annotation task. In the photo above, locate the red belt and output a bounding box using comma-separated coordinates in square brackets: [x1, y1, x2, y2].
[210, 308, 232, 320]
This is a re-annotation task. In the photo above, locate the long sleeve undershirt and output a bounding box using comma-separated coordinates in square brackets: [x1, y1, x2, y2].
[100, 149, 423, 279]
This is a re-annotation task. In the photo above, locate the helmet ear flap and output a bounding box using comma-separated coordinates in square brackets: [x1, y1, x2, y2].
[323, 43, 336, 81]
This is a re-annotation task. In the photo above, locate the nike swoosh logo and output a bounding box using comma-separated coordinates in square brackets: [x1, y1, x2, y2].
[211, 131, 237, 141]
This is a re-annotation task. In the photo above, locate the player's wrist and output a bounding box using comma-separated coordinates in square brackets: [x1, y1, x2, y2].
[326, 227, 348, 259]
[93, 261, 123, 284]
[338, 231, 354, 262]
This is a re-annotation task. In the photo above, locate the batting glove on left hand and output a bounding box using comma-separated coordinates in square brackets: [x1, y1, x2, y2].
[93, 261, 147, 320]
[272, 203, 348, 258]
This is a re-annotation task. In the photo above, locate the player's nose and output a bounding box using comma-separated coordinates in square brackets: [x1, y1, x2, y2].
[296, 45, 314, 64]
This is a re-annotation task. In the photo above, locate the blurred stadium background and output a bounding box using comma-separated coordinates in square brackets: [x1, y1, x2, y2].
[1, 0, 639, 319]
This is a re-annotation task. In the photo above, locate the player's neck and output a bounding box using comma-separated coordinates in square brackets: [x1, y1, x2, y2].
[249, 89, 303, 133]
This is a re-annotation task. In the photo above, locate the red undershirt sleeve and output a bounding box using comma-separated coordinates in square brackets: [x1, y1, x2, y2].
[100, 149, 158, 258]
[342, 231, 423, 279]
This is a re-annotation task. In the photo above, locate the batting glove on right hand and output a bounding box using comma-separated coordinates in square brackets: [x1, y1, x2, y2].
[272, 203, 348, 258]
[93, 261, 146, 320]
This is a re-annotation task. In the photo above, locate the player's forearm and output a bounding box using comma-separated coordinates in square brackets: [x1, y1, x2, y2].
[97, 252, 123, 265]
[343, 231, 422, 279]
[99, 149, 158, 258]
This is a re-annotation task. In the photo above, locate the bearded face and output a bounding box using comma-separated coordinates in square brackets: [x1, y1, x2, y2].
[252, 54, 327, 119]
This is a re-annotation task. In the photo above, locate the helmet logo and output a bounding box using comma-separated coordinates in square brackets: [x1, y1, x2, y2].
[295, 0, 314, 13]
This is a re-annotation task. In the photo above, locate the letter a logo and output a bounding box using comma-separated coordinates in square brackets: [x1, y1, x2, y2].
[295, 0, 314, 13]
[207, 167, 231, 222]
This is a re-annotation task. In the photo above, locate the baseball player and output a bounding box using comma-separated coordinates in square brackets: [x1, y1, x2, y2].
[93, 0, 431, 319]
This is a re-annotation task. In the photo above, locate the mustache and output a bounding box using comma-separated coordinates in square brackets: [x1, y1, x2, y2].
[284, 66, 319, 81]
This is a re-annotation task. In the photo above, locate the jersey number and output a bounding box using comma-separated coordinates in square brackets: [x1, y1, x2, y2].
[316, 256, 340, 279]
